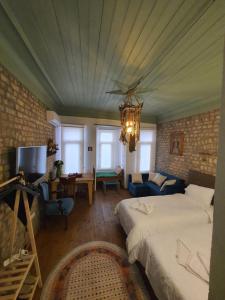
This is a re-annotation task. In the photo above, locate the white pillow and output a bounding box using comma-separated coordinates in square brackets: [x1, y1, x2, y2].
[160, 179, 176, 192]
[115, 166, 122, 174]
[148, 172, 157, 181]
[185, 184, 214, 207]
[151, 174, 167, 186]
[132, 173, 143, 184]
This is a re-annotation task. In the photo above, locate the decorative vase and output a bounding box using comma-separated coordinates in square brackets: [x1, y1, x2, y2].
[56, 165, 62, 178]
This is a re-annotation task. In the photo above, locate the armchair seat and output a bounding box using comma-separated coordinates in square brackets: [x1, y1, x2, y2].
[46, 198, 74, 216]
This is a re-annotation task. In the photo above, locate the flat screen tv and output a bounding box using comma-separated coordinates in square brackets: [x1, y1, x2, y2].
[16, 145, 47, 183]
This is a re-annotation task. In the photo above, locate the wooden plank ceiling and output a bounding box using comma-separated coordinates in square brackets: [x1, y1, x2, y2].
[0, 0, 225, 122]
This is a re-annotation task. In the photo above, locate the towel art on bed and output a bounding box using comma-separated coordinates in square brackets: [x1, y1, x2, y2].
[176, 239, 210, 284]
[129, 200, 154, 215]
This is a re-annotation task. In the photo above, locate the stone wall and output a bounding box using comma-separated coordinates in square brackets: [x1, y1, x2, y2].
[156, 109, 220, 180]
[0, 64, 55, 263]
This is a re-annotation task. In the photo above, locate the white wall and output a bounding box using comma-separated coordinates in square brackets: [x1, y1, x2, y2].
[60, 115, 156, 187]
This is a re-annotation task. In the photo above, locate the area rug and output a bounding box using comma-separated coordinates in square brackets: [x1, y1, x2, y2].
[41, 241, 149, 300]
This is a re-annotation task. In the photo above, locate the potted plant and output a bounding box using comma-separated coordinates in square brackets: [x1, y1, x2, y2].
[54, 160, 64, 178]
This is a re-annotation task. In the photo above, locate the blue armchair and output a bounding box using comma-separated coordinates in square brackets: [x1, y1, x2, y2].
[39, 182, 75, 230]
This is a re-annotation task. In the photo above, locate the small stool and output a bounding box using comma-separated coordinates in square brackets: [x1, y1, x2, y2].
[103, 181, 120, 193]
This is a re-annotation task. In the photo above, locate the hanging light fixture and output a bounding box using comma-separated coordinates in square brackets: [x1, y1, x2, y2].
[119, 94, 143, 152]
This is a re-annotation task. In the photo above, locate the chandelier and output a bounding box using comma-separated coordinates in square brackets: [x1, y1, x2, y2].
[119, 94, 143, 152]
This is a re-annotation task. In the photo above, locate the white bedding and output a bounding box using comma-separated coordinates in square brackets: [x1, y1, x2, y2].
[115, 194, 213, 263]
[137, 224, 212, 300]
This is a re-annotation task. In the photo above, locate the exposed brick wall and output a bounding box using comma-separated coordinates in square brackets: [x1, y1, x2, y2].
[0, 64, 55, 263]
[156, 109, 220, 180]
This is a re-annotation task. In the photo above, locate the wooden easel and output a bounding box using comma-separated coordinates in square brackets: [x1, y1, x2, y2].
[0, 175, 42, 300]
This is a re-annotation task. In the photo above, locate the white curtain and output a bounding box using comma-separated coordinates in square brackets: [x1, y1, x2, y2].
[96, 126, 123, 170]
[136, 130, 155, 172]
[126, 129, 156, 175]
[61, 125, 84, 174]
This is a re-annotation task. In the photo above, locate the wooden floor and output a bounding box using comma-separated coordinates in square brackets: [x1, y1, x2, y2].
[34, 188, 157, 299]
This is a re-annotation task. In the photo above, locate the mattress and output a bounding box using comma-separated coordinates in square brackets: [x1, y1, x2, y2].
[137, 224, 212, 300]
[115, 194, 213, 263]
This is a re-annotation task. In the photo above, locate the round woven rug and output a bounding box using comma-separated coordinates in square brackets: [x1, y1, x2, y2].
[41, 241, 149, 300]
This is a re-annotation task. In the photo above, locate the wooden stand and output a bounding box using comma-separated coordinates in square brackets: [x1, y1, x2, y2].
[0, 176, 42, 300]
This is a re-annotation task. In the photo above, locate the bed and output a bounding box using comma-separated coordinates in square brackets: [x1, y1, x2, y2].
[115, 170, 215, 263]
[137, 223, 212, 300]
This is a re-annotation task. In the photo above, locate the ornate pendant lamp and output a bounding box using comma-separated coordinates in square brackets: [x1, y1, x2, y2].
[119, 94, 143, 152]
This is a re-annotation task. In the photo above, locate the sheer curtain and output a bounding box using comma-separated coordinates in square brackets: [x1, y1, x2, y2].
[96, 127, 122, 170]
[126, 129, 156, 175]
[136, 130, 154, 172]
[61, 125, 84, 174]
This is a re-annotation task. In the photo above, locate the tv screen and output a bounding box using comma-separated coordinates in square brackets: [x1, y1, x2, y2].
[16, 145, 47, 183]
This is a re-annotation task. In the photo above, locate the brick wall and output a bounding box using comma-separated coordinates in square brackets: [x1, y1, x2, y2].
[0, 64, 55, 263]
[156, 109, 220, 180]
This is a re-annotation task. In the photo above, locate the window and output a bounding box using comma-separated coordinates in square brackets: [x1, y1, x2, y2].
[61, 126, 84, 174]
[96, 128, 121, 170]
[137, 130, 154, 172]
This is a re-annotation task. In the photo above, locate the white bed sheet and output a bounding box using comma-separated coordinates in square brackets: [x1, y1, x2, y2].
[137, 224, 212, 300]
[115, 194, 213, 263]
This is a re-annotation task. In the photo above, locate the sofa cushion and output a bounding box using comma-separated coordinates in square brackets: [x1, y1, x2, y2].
[128, 182, 149, 197]
[160, 179, 176, 192]
[151, 173, 167, 186]
[132, 173, 143, 183]
[148, 172, 157, 181]
[146, 182, 161, 195]
[159, 171, 181, 182]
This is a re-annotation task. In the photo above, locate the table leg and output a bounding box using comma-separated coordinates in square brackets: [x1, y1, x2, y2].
[103, 182, 106, 194]
[88, 181, 93, 205]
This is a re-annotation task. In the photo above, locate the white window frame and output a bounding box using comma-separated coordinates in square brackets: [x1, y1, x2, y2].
[61, 124, 84, 174]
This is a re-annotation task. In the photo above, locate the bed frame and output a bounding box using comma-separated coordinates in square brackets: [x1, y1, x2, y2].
[188, 170, 215, 189]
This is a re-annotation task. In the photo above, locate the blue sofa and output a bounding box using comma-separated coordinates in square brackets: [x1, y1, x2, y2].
[128, 171, 185, 197]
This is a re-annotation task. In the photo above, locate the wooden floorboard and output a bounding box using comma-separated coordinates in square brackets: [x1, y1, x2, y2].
[34, 188, 157, 299]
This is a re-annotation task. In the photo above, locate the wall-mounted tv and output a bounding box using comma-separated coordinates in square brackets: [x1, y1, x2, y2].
[16, 145, 47, 183]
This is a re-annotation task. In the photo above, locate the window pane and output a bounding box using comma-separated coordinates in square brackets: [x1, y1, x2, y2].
[140, 130, 153, 142]
[140, 144, 151, 172]
[100, 131, 113, 142]
[64, 143, 81, 173]
[100, 144, 112, 169]
[62, 127, 83, 142]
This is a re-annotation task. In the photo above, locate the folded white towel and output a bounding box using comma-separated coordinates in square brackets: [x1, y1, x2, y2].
[176, 239, 209, 284]
[189, 253, 209, 283]
[176, 239, 192, 266]
[130, 202, 154, 215]
[197, 251, 210, 275]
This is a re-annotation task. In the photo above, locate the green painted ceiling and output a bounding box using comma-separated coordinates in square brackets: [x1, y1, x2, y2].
[0, 0, 225, 122]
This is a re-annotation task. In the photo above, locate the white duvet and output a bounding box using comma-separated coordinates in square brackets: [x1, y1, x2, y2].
[115, 194, 213, 263]
[137, 224, 212, 300]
